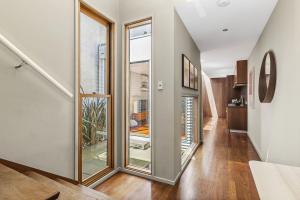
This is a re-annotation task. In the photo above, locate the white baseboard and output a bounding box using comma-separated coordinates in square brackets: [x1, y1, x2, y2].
[153, 176, 176, 185]
[90, 167, 121, 189]
[230, 129, 247, 133]
[90, 143, 200, 187]
[174, 143, 199, 184]
[120, 168, 175, 185]
[88, 166, 181, 187]
[248, 134, 264, 161]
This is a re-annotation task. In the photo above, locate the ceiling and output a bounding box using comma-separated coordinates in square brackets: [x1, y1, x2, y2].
[176, 0, 278, 77]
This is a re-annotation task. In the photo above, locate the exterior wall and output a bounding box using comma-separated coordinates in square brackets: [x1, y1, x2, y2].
[248, 0, 300, 166]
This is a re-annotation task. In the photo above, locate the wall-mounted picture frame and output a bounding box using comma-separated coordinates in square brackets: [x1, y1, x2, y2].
[249, 67, 255, 109]
[194, 67, 198, 90]
[190, 63, 195, 89]
[182, 54, 198, 90]
[182, 55, 190, 88]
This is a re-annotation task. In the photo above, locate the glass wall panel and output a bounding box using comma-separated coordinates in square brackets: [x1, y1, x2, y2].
[79, 5, 112, 183]
[181, 96, 198, 164]
[80, 12, 107, 95]
[126, 20, 152, 173]
[81, 97, 110, 180]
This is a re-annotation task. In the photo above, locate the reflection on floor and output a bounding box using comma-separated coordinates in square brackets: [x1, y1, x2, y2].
[95, 118, 261, 200]
[82, 141, 107, 180]
[203, 117, 218, 132]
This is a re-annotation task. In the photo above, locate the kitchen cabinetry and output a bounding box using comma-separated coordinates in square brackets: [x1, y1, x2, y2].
[227, 106, 247, 131]
[234, 60, 248, 87]
[226, 75, 240, 102]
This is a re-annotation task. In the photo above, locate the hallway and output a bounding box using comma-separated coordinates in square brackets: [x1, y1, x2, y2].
[95, 118, 260, 200]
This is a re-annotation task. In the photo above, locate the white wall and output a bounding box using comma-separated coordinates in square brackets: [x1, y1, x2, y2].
[248, 0, 300, 166]
[120, 0, 176, 181]
[83, 0, 119, 21]
[0, 0, 119, 179]
[119, 0, 201, 182]
[174, 11, 201, 178]
[0, 0, 201, 183]
[0, 0, 75, 178]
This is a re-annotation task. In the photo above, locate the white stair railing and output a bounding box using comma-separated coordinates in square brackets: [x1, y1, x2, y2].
[0, 33, 73, 98]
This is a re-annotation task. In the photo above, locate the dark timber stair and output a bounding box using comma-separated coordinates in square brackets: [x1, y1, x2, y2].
[0, 163, 112, 200]
[56, 179, 112, 200]
[0, 163, 59, 200]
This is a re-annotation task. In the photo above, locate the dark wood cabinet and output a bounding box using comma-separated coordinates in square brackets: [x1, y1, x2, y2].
[226, 60, 248, 132]
[234, 60, 248, 87]
[227, 106, 247, 131]
[226, 75, 240, 103]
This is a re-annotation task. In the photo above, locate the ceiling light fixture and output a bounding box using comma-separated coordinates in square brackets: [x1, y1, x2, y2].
[222, 28, 229, 32]
[217, 0, 231, 7]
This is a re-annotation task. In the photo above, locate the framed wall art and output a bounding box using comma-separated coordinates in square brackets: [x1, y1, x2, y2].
[194, 67, 198, 90]
[182, 54, 198, 90]
[190, 63, 195, 89]
[182, 55, 190, 88]
[249, 66, 255, 109]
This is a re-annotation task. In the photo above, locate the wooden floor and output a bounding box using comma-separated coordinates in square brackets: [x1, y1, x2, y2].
[95, 118, 260, 200]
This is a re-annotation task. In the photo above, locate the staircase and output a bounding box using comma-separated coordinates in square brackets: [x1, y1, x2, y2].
[0, 163, 112, 200]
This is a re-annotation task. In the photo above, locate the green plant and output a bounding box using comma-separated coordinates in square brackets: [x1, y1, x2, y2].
[81, 89, 107, 148]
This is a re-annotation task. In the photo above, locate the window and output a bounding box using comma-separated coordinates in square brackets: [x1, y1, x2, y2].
[125, 19, 152, 173]
[78, 3, 114, 185]
[181, 96, 198, 164]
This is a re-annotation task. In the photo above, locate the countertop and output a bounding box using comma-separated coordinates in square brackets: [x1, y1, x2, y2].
[227, 104, 247, 108]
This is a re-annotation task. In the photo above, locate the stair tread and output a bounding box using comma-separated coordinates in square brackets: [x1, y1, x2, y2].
[26, 171, 98, 200]
[56, 179, 112, 200]
[0, 163, 59, 200]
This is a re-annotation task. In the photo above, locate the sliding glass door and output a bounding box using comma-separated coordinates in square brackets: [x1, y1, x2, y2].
[78, 3, 113, 184]
[125, 19, 152, 173]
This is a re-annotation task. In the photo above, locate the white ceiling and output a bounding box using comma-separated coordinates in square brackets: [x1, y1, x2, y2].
[176, 0, 278, 77]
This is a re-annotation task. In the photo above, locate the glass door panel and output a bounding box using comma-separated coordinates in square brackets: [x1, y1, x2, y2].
[79, 4, 112, 184]
[80, 11, 108, 95]
[126, 20, 152, 173]
[81, 96, 110, 180]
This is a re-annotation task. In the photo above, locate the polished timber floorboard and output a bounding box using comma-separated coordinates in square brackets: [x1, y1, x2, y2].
[95, 118, 260, 200]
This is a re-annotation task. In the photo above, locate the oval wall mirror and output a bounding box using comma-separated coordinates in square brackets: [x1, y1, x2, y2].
[259, 50, 276, 103]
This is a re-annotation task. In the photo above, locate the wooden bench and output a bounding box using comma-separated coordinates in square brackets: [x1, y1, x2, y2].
[249, 161, 300, 200]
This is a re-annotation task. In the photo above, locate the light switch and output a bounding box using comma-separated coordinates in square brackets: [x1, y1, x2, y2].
[158, 81, 164, 90]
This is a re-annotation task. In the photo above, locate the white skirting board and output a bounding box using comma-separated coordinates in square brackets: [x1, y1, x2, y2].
[249, 161, 300, 200]
[229, 129, 247, 133]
